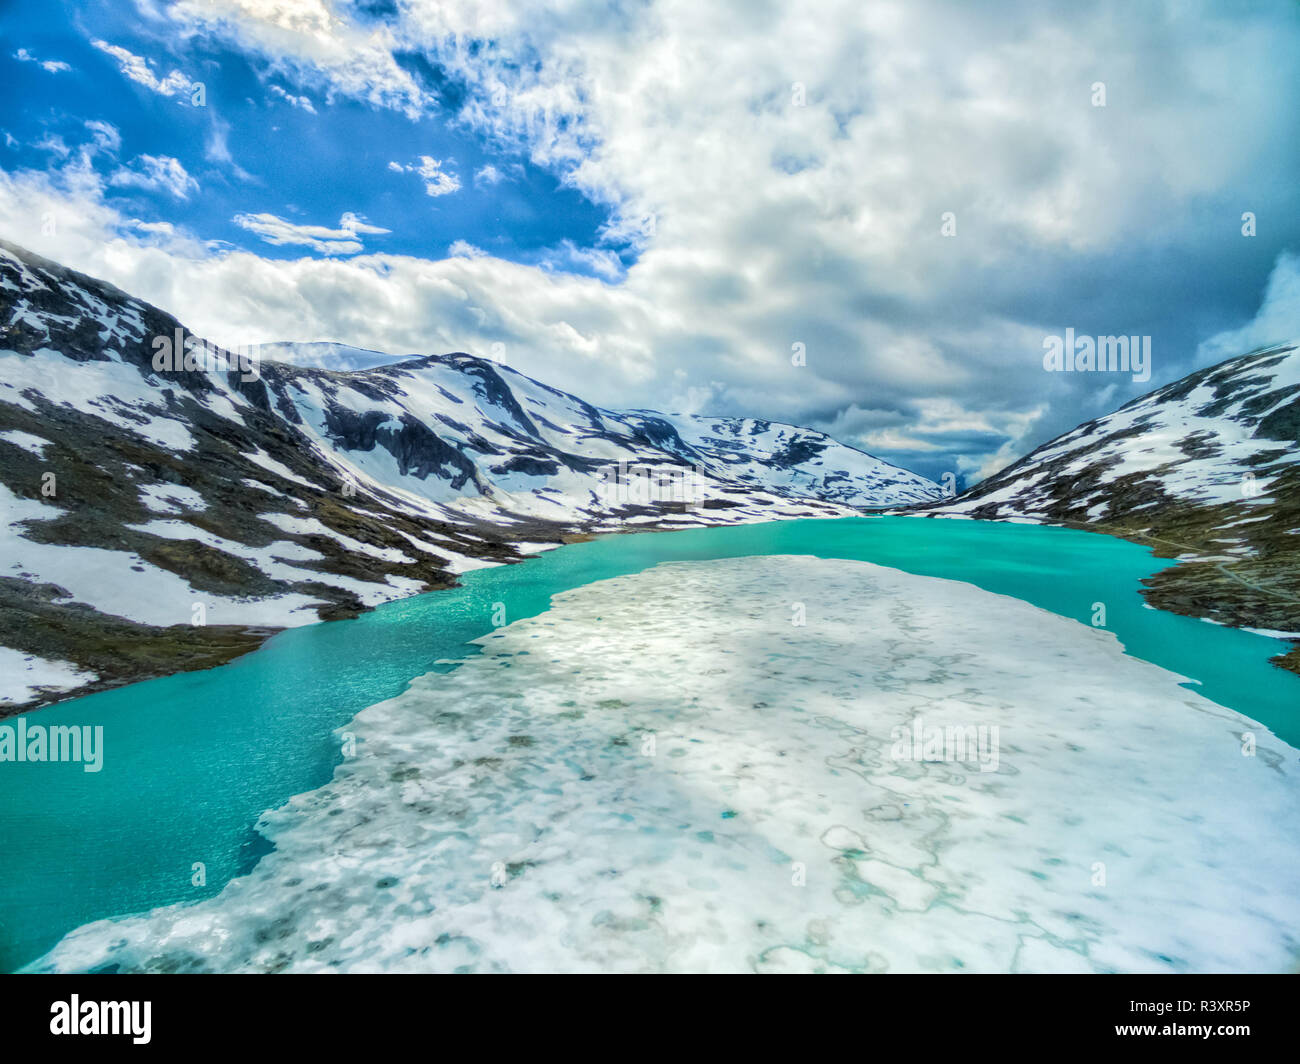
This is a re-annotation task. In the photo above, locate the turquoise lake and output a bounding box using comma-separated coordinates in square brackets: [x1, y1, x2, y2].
[2, 515, 1297, 972]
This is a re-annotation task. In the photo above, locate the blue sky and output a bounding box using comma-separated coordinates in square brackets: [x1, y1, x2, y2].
[2, 0, 1299, 487]
[1, 0, 623, 273]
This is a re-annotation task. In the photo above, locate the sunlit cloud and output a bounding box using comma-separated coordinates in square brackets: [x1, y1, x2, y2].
[14, 47, 70, 74]
[6, 0, 1298, 483]
[232, 210, 391, 254]
[389, 156, 461, 198]
[109, 155, 199, 200]
[91, 39, 200, 102]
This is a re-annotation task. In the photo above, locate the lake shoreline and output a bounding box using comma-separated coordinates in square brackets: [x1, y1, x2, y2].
[10, 504, 1300, 719]
[31, 555, 1300, 974]
[5, 516, 1298, 973]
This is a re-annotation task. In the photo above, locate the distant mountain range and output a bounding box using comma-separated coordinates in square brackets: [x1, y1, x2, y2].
[4, 237, 1296, 709]
[0, 240, 939, 710]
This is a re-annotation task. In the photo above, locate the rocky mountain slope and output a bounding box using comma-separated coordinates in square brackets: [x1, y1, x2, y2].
[0, 239, 939, 711]
[920, 341, 1300, 670]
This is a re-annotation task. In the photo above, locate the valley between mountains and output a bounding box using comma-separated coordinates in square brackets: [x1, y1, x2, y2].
[2, 238, 1297, 710]
[0, 239, 938, 711]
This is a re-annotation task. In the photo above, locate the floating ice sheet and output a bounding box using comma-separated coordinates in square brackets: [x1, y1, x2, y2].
[32, 556, 1300, 973]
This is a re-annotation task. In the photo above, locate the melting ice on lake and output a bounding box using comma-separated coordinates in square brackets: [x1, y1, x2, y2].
[33, 556, 1300, 973]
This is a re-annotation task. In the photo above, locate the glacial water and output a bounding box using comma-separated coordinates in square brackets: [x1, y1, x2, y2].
[1, 515, 1296, 972]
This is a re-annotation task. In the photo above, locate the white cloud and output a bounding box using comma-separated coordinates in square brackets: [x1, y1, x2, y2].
[83, 120, 122, 155]
[537, 240, 624, 280]
[473, 164, 505, 187]
[14, 48, 71, 74]
[1197, 252, 1300, 366]
[11, 1, 1300, 479]
[268, 84, 317, 113]
[232, 211, 390, 255]
[337, 212, 389, 236]
[92, 40, 199, 102]
[109, 155, 199, 200]
[133, 220, 176, 237]
[163, 0, 425, 117]
[390, 156, 461, 197]
[34, 134, 70, 159]
[415, 157, 461, 198]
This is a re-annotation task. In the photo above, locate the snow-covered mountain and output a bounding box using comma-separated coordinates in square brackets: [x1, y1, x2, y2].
[258, 342, 941, 512]
[0, 239, 938, 710]
[925, 342, 1300, 522]
[252, 345, 940, 523]
[922, 342, 1300, 659]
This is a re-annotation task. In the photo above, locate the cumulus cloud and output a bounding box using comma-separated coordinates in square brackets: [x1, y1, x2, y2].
[337, 212, 389, 236]
[9, 0, 1300, 483]
[537, 240, 624, 281]
[232, 210, 391, 255]
[389, 156, 461, 197]
[164, 0, 425, 117]
[448, 240, 487, 258]
[1197, 252, 1300, 366]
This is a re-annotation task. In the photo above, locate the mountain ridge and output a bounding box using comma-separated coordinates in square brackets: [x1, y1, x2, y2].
[919, 340, 1300, 672]
[0, 239, 938, 711]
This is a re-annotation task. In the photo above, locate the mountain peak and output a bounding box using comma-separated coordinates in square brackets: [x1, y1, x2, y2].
[924, 339, 1300, 667]
[0, 240, 938, 711]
